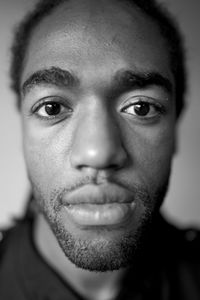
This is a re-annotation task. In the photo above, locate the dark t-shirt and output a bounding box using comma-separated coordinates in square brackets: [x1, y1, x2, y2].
[0, 214, 200, 300]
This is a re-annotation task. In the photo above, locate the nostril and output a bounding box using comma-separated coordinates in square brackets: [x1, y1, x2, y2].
[70, 108, 128, 170]
[70, 140, 128, 170]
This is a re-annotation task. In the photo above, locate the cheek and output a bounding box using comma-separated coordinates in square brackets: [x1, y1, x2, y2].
[125, 121, 176, 186]
[142, 134, 174, 184]
[22, 122, 73, 191]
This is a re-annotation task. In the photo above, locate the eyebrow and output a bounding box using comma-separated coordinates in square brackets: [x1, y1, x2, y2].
[113, 70, 173, 95]
[22, 67, 80, 96]
[22, 66, 173, 97]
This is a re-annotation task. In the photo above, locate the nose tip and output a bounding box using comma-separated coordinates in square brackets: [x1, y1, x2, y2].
[71, 137, 127, 170]
[70, 113, 128, 171]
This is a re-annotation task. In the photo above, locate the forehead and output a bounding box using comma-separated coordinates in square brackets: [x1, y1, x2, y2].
[22, 0, 173, 85]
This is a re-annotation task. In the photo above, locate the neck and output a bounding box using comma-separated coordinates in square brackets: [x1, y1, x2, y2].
[33, 214, 126, 300]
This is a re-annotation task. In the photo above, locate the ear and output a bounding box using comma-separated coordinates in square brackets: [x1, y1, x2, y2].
[173, 123, 179, 155]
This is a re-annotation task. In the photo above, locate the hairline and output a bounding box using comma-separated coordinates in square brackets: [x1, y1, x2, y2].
[10, 0, 186, 118]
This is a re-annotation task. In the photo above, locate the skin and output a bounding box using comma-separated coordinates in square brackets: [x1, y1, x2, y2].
[20, 0, 176, 298]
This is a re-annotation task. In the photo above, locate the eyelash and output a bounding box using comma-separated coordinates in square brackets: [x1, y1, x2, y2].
[30, 96, 166, 124]
[31, 98, 72, 120]
[121, 98, 166, 118]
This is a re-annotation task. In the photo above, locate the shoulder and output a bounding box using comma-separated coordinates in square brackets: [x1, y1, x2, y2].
[0, 226, 13, 249]
[155, 214, 200, 261]
[0, 224, 17, 262]
[0, 218, 32, 262]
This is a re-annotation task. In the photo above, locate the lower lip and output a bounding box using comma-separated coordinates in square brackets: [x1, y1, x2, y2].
[64, 202, 136, 227]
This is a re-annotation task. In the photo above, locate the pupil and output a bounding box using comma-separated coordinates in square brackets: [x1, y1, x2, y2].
[135, 103, 150, 116]
[45, 103, 61, 115]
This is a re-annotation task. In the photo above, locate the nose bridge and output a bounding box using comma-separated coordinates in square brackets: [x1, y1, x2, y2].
[70, 98, 127, 169]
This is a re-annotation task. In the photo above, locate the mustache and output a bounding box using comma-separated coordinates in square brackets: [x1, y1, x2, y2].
[51, 175, 152, 206]
[57, 176, 134, 195]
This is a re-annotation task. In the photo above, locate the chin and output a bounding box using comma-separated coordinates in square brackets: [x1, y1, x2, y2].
[46, 206, 152, 272]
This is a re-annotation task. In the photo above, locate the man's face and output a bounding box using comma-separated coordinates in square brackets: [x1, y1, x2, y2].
[21, 0, 176, 271]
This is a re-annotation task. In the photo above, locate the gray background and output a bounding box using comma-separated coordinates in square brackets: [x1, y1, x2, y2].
[0, 0, 199, 227]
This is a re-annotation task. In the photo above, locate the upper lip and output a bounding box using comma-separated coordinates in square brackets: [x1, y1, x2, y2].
[61, 183, 134, 205]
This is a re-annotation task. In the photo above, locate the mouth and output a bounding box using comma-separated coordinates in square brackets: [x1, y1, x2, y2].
[64, 202, 136, 227]
[62, 183, 136, 227]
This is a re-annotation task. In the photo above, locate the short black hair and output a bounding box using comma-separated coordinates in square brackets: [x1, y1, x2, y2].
[10, 0, 186, 118]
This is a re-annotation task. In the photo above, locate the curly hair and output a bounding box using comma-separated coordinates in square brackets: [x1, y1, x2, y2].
[10, 0, 186, 118]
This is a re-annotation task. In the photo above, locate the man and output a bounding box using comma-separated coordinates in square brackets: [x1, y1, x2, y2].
[0, 0, 199, 299]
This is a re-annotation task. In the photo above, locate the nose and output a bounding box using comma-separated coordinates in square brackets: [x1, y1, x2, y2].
[70, 101, 128, 171]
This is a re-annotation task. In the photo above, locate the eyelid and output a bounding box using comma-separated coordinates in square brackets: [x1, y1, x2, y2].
[120, 95, 164, 111]
[120, 95, 166, 121]
[31, 96, 72, 114]
[29, 96, 73, 124]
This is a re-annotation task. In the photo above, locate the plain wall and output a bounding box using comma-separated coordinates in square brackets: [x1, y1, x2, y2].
[0, 0, 199, 227]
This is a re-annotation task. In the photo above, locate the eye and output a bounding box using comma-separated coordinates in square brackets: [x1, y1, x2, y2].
[121, 99, 165, 119]
[32, 98, 73, 120]
[38, 102, 63, 117]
